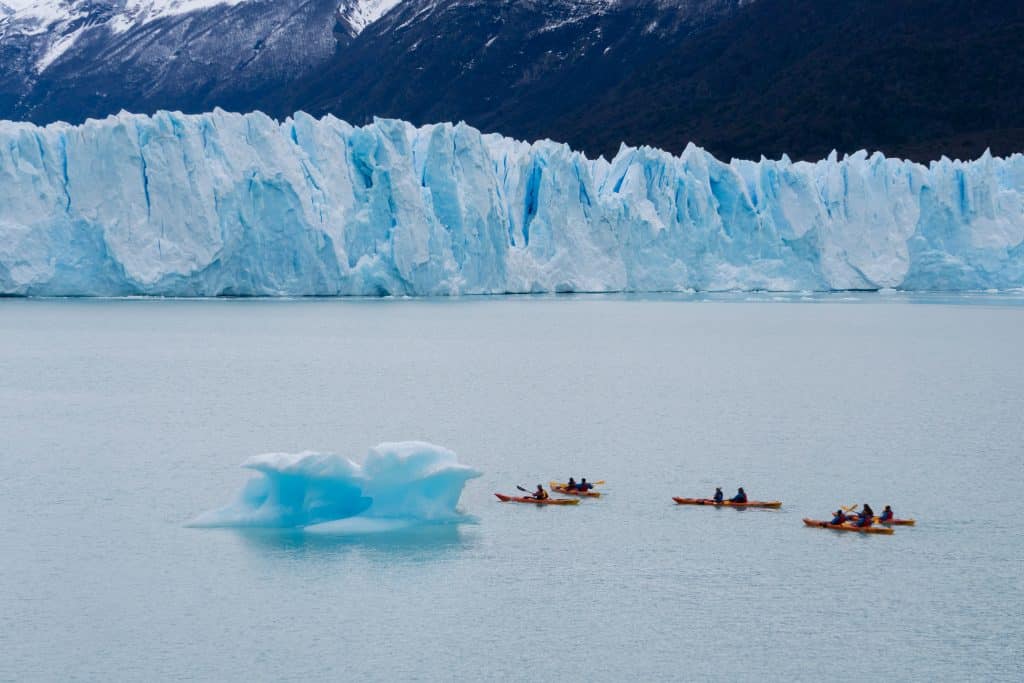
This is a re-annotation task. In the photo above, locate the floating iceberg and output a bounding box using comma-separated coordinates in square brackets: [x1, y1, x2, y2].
[1, 109, 1022, 295]
[189, 441, 481, 531]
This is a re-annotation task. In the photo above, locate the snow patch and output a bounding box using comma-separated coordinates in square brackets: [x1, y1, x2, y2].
[34, 24, 84, 71]
[345, 0, 402, 34]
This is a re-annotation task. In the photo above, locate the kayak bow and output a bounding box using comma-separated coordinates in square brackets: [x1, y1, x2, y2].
[495, 493, 579, 505]
[672, 497, 782, 508]
[803, 518, 894, 535]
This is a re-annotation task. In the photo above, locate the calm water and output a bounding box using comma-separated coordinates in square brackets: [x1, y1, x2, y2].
[1, 294, 1022, 681]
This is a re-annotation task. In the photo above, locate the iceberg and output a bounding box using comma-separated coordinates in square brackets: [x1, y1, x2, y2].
[189, 441, 481, 531]
[1, 109, 1022, 295]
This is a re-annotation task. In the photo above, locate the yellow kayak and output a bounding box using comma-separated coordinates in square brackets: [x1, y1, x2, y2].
[550, 484, 601, 498]
[803, 518, 894, 535]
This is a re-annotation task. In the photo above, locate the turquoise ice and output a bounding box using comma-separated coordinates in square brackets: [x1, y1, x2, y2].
[1, 110, 1022, 295]
[190, 441, 481, 531]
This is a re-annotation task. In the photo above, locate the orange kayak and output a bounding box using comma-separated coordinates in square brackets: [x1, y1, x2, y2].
[875, 517, 916, 526]
[803, 518, 894, 535]
[551, 485, 601, 498]
[495, 493, 579, 505]
[673, 497, 782, 509]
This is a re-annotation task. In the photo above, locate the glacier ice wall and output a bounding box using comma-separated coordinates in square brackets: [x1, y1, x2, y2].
[189, 441, 481, 530]
[1, 109, 1023, 295]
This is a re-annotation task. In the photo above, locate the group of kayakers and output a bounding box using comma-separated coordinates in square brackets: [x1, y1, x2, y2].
[517, 483, 900, 530]
[713, 486, 747, 503]
[829, 504, 895, 527]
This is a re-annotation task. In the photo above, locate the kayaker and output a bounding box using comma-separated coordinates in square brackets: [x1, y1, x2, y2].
[730, 487, 747, 503]
[713, 487, 724, 503]
[878, 505, 894, 523]
[578, 478, 593, 492]
[530, 484, 549, 501]
[830, 509, 847, 525]
[856, 503, 874, 527]
[566, 477, 578, 491]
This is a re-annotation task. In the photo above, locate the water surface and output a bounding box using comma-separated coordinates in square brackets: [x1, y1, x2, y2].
[1, 294, 1022, 681]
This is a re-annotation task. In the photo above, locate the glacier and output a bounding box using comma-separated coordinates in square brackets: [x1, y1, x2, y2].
[1, 109, 1023, 296]
[189, 441, 481, 531]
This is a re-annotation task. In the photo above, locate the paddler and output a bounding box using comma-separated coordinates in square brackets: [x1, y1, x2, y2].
[878, 505, 894, 523]
[578, 478, 593, 492]
[856, 503, 874, 527]
[713, 487, 724, 503]
[829, 509, 847, 525]
[730, 487, 747, 503]
[530, 484, 549, 501]
[566, 477, 578, 491]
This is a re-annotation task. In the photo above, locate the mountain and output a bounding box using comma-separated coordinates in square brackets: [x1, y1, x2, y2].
[0, 0, 398, 120]
[0, 1, 1022, 161]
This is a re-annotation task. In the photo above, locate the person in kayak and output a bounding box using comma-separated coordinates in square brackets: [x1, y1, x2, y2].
[830, 509, 848, 525]
[578, 478, 593, 492]
[878, 505, 894, 523]
[565, 477, 578, 491]
[530, 484, 549, 501]
[856, 503, 874, 527]
[730, 487, 747, 503]
[713, 487, 724, 503]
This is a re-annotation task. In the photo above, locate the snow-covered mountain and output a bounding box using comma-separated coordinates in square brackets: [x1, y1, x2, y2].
[0, 0, 409, 122]
[1, 1, 1020, 162]
[2, 110, 1022, 297]
[0, 1, 744, 126]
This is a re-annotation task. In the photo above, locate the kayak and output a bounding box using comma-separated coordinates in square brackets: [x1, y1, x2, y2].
[803, 518, 894, 535]
[875, 517, 916, 526]
[550, 480, 605, 488]
[551, 485, 601, 498]
[673, 497, 782, 509]
[494, 493, 579, 505]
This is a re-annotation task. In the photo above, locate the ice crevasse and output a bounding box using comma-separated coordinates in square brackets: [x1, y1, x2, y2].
[1, 109, 1023, 296]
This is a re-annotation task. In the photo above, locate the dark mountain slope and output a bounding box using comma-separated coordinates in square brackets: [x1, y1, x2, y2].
[290, 0, 743, 140]
[547, 0, 1024, 160]
[1, 1, 1021, 162]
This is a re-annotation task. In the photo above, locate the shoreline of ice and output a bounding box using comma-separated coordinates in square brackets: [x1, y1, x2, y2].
[2, 109, 1022, 296]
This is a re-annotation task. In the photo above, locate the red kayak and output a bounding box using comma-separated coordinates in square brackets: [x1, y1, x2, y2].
[673, 497, 782, 509]
[494, 493, 579, 506]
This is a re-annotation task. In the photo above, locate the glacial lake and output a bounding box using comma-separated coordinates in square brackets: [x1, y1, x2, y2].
[1, 293, 1022, 681]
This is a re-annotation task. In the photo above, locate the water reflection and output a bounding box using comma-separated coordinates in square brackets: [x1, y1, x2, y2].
[232, 522, 476, 562]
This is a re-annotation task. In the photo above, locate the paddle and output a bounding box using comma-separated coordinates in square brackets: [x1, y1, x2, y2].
[517, 485, 546, 500]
